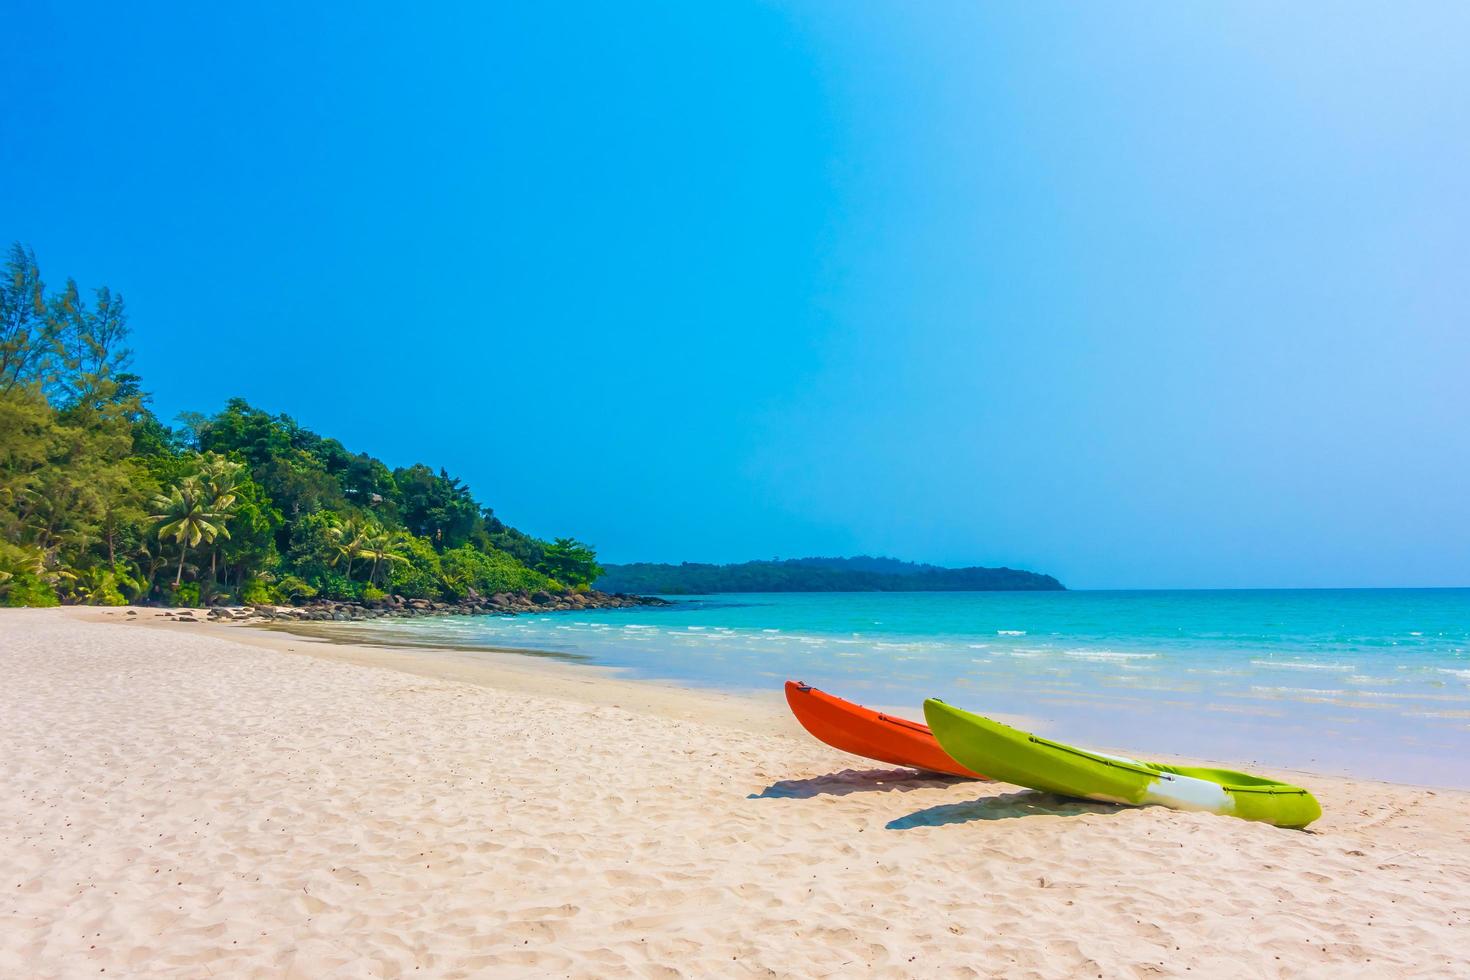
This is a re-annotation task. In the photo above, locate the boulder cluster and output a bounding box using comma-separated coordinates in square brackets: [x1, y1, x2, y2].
[173, 589, 670, 624]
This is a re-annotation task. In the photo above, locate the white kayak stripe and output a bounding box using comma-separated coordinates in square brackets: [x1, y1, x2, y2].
[1143, 774, 1234, 815]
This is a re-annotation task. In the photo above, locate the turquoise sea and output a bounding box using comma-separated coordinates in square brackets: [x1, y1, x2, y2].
[338, 589, 1470, 787]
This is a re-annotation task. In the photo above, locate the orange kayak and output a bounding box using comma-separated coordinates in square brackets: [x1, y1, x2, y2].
[784, 680, 986, 779]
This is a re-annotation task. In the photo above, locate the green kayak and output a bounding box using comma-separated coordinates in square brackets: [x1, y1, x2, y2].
[923, 699, 1321, 828]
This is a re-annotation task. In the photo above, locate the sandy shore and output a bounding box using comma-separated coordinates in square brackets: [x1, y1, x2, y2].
[2, 609, 1467, 978]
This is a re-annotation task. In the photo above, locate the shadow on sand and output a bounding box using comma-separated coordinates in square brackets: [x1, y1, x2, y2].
[885, 790, 1123, 829]
[748, 767, 975, 800]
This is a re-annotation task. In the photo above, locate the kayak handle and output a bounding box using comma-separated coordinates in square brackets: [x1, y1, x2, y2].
[1221, 784, 1309, 796]
[878, 712, 932, 735]
[1028, 735, 1172, 780]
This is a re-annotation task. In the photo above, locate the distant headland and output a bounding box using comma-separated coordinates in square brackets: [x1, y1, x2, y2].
[594, 556, 1064, 594]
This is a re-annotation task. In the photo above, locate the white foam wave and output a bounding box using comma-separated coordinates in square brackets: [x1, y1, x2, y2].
[1065, 650, 1158, 662]
[997, 630, 1026, 636]
[1250, 660, 1353, 672]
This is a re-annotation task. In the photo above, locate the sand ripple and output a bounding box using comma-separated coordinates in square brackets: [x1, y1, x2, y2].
[1, 610, 1467, 977]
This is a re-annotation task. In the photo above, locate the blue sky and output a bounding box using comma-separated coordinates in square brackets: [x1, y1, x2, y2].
[3, 3, 1467, 588]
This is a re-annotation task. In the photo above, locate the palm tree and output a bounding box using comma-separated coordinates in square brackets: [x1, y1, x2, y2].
[359, 524, 411, 586]
[133, 540, 171, 597]
[198, 454, 244, 508]
[326, 516, 369, 581]
[151, 477, 232, 587]
[196, 455, 244, 584]
[0, 544, 49, 601]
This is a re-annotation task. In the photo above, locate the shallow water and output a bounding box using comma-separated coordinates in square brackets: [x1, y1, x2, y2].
[338, 589, 1470, 787]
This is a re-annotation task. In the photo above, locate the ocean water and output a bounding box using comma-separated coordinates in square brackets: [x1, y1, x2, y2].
[331, 589, 1470, 787]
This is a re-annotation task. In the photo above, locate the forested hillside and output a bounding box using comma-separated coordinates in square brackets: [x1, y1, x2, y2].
[0, 243, 601, 607]
[596, 556, 1064, 594]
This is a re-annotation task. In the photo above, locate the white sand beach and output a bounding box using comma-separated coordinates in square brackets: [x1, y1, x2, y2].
[2, 608, 1467, 978]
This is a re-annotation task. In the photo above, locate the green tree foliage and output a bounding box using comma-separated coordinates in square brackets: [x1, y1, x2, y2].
[215, 475, 283, 590]
[594, 557, 1065, 594]
[537, 537, 604, 588]
[394, 464, 481, 548]
[0, 540, 63, 607]
[440, 545, 553, 599]
[386, 534, 443, 600]
[476, 509, 546, 568]
[1, 244, 57, 393]
[0, 241, 600, 607]
[357, 524, 412, 587]
[152, 477, 233, 587]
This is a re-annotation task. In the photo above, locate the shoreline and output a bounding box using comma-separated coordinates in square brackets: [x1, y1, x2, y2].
[71, 605, 798, 736]
[208, 611, 1470, 790]
[5, 607, 1469, 976]
[79, 605, 1452, 792]
[260, 592, 1468, 792]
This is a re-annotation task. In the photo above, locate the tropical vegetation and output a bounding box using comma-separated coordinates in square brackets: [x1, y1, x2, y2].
[0, 242, 603, 608]
[594, 556, 1063, 594]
